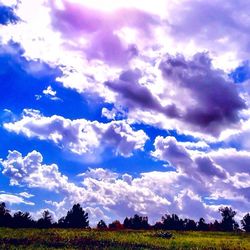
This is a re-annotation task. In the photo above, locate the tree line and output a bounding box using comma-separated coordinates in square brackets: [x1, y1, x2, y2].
[0, 202, 249, 232]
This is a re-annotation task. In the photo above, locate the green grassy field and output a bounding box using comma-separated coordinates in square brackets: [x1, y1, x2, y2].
[0, 228, 249, 249]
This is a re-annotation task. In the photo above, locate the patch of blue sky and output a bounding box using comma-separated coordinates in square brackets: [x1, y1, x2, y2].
[0, 41, 116, 123]
[0, 4, 19, 25]
[203, 197, 232, 206]
[229, 61, 250, 83]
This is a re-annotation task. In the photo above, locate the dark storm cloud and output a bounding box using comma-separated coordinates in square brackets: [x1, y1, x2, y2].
[106, 69, 161, 110]
[195, 157, 226, 179]
[106, 53, 245, 136]
[160, 52, 246, 135]
[106, 69, 180, 118]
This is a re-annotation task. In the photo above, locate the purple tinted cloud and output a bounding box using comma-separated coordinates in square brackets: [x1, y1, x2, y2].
[50, 0, 158, 66]
[106, 53, 245, 136]
[195, 157, 226, 179]
[160, 53, 246, 135]
[167, 0, 250, 57]
[106, 69, 180, 118]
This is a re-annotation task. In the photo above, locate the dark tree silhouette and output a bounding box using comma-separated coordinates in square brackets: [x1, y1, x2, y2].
[123, 214, 149, 230]
[57, 216, 66, 228]
[241, 213, 250, 232]
[108, 220, 123, 230]
[0, 202, 12, 227]
[209, 220, 221, 231]
[37, 210, 53, 228]
[12, 211, 34, 228]
[0, 202, 248, 232]
[161, 214, 184, 230]
[123, 217, 132, 229]
[97, 220, 107, 229]
[153, 221, 164, 230]
[60, 204, 89, 228]
[197, 218, 209, 231]
[184, 219, 197, 231]
[219, 207, 238, 231]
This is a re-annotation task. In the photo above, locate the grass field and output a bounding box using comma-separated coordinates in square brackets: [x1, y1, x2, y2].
[0, 228, 249, 249]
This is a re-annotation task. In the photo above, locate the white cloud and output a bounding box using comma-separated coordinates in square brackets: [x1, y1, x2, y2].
[0, 193, 34, 206]
[1, 150, 71, 191]
[1, 0, 250, 224]
[0, 0, 249, 141]
[2, 149, 245, 223]
[43, 85, 56, 97]
[4, 109, 148, 157]
[19, 192, 34, 198]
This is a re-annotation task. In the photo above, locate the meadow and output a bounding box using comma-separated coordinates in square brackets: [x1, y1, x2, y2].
[0, 228, 249, 249]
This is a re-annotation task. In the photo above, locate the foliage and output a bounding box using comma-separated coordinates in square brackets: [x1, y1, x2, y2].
[12, 211, 34, 228]
[241, 213, 250, 232]
[97, 219, 107, 229]
[0, 202, 249, 233]
[219, 207, 238, 231]
[108, 220, 123, 229]
[37, 210, 53, 228]
[59, 204, 89, 228]
[123, 214, 149, 229]
[0, 202, 11, 227]
[197, 217, 209, 231]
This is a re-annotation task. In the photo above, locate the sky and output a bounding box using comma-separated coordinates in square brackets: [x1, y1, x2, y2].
[0, 0, 249, 225]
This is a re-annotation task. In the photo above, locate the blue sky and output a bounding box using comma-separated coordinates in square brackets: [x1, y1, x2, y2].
[0, 0, 249, 224]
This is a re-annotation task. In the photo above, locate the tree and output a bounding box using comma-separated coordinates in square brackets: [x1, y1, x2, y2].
[219, 207, 238, 231]
[12, 211, 34, 228]
[97, 220, 107, 229]
[209, 220, 221, 231]
[108, 220, 123, 230]
[161, 214, 184, 230]
[37, 210, 53, 228]
[57, 216, 66, 228]
[241, 213, 250, 232]
[63, 204, 89, 228]
[123, 217, 132, 229]
[123, 214, 149, 230]
[184, 219, 197, 231]
[197, 218, 209, 231]
[0, 202, 12, 227]
[153, 221, 164, 230]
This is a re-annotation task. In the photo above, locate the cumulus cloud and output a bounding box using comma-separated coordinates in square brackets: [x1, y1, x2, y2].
[159, 53, 246, 134]
[1, 0, 250, 224]
[2, 148, 249, 222]
[4, 109, 148, 157]
[106, 53, 245, 137]
[78, 168, 118, 181]
[0, 150, 70, 191]
[0, 150, 221, 222]
[152, 135, 250, 207]
[0, 193, 34, 206]
[106, 69, 178, 118]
